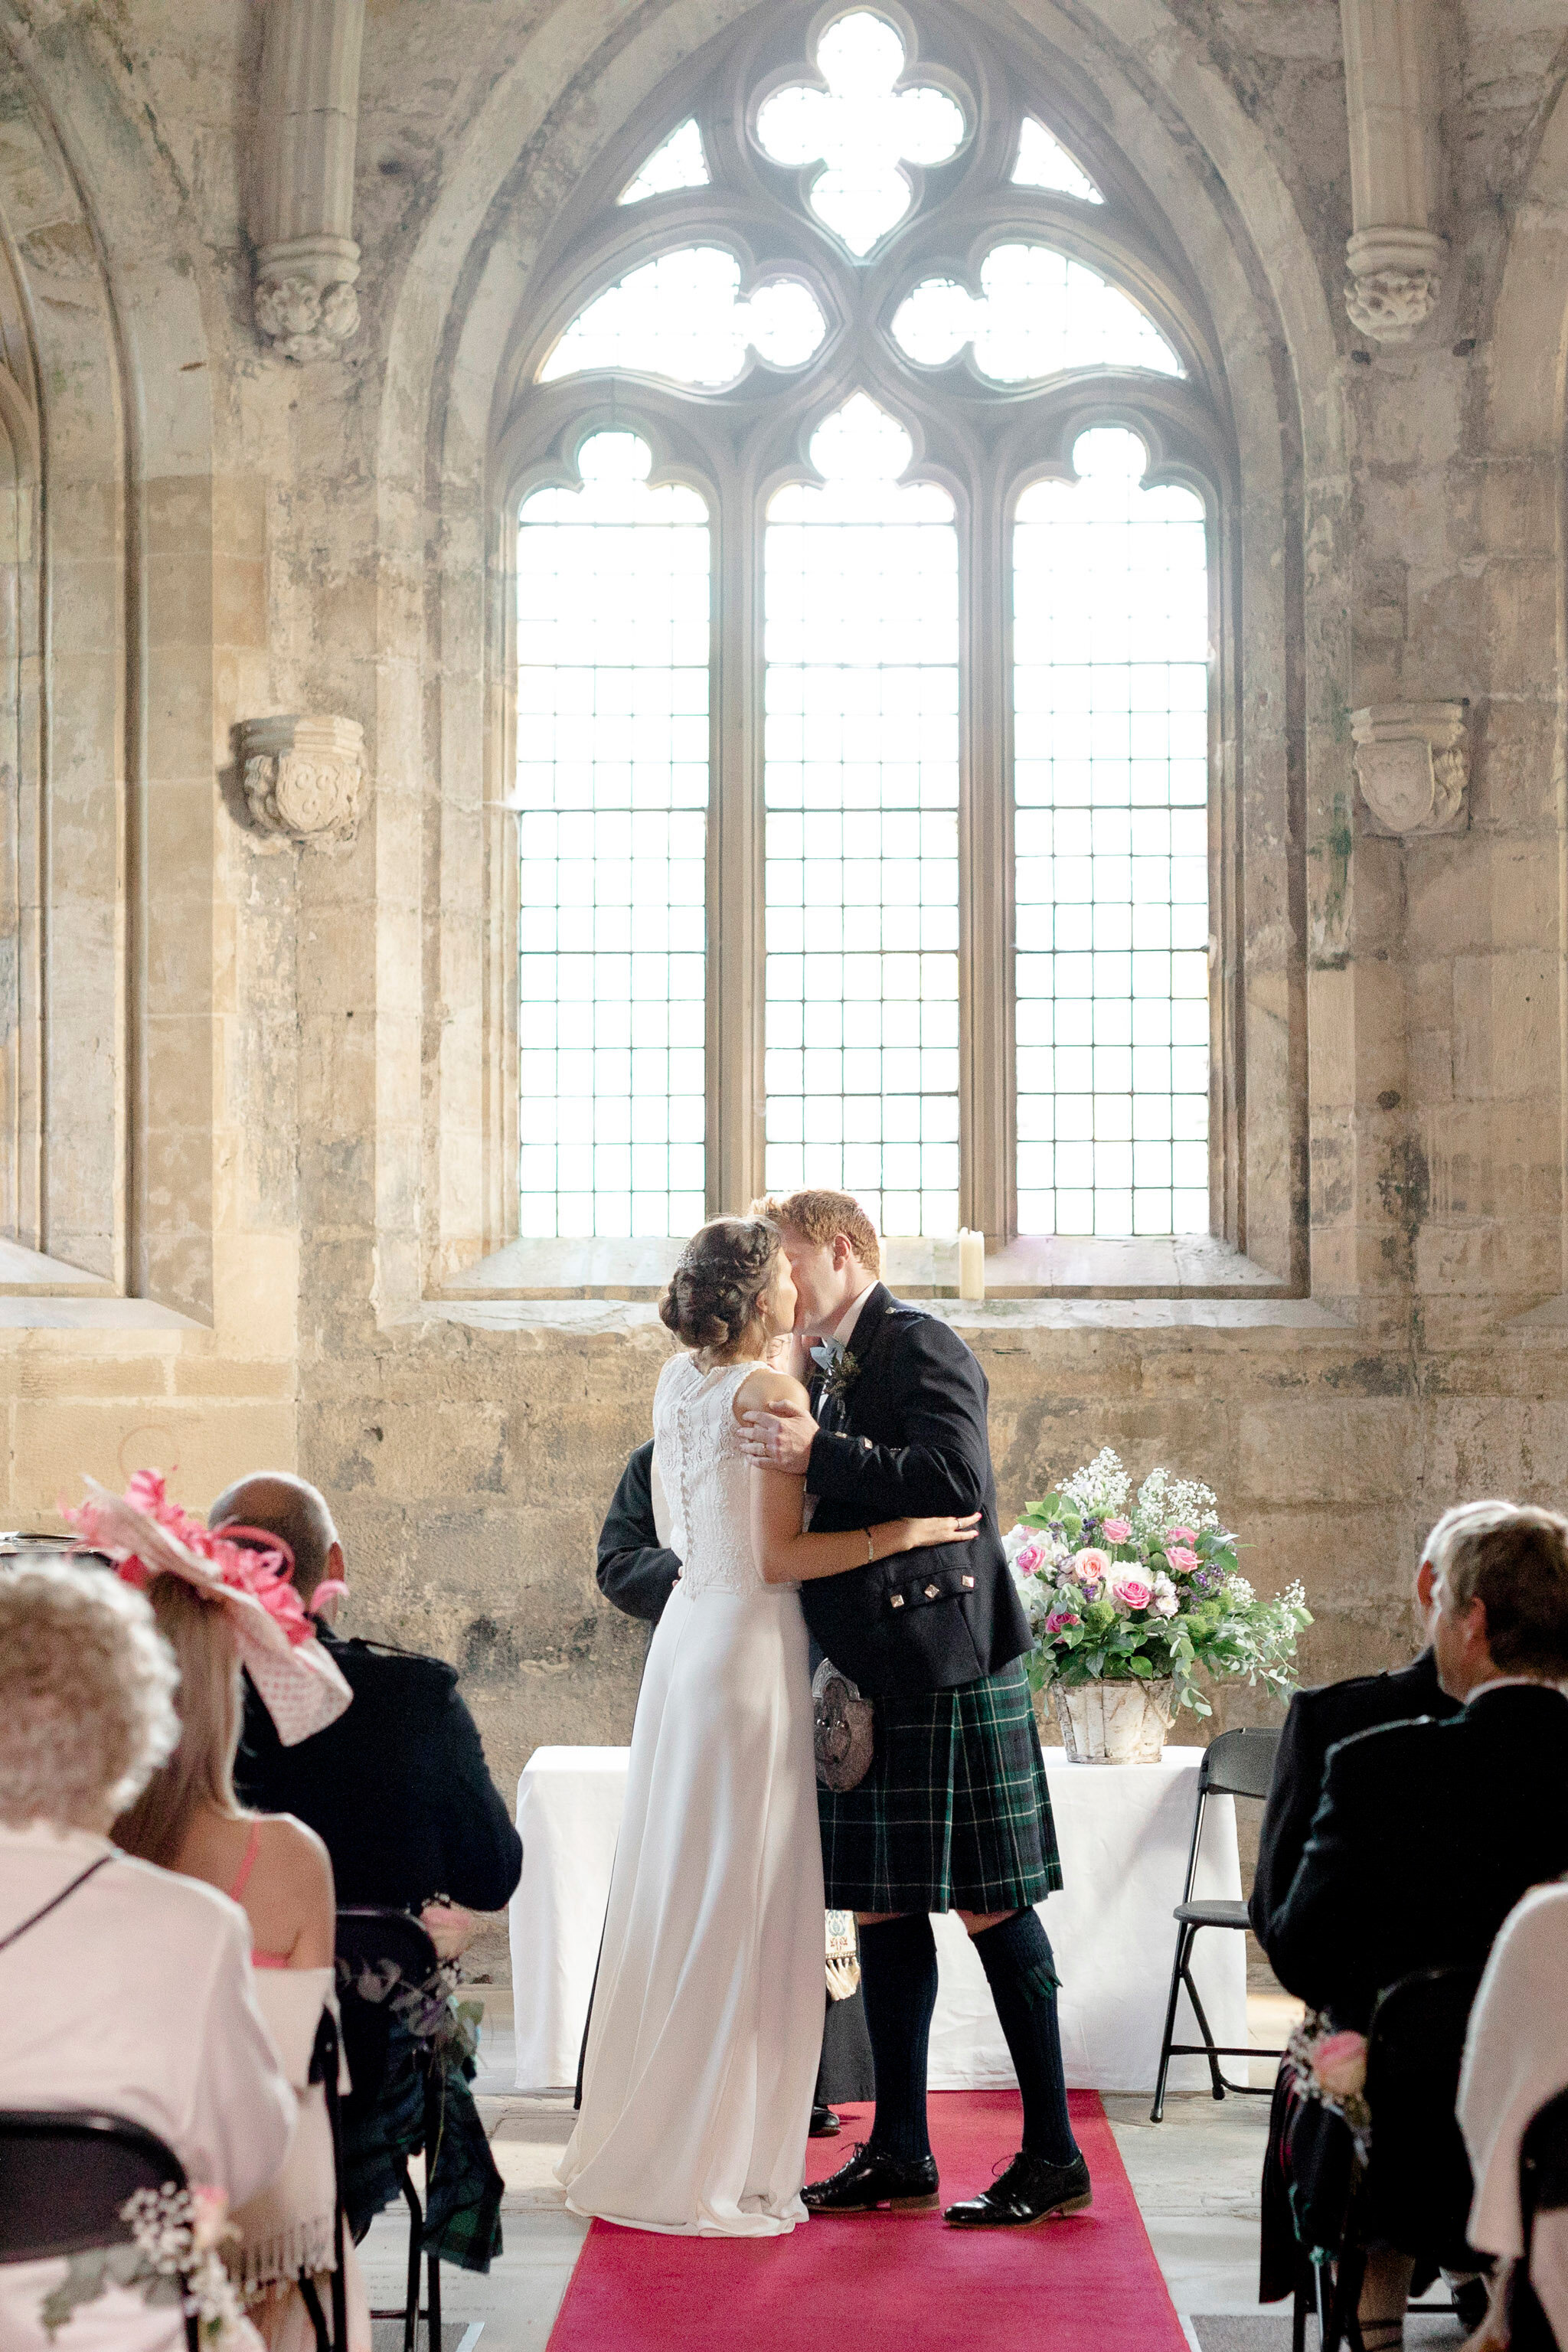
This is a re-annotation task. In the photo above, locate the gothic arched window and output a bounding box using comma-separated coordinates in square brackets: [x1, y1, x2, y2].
[501, 5, 1230, 1250]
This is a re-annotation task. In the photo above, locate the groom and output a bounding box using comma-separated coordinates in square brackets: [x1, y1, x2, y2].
[740, 1189, 1089, 2227]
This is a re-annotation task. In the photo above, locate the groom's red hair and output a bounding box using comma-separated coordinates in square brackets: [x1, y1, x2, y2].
[752, 1188, 881, 1276]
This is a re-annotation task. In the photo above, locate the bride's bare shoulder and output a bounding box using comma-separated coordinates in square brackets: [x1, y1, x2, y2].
[732, 1365, 811, 1422]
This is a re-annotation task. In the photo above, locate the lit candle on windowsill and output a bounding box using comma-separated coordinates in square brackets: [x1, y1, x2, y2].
[958, 1227, 985, 1302]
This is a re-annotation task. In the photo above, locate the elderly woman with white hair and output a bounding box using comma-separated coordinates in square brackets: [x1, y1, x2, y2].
[0, 1553, 296, 2352]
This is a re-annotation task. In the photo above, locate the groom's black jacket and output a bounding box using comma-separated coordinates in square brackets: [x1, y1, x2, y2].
[799, 1283, 1031, 1697]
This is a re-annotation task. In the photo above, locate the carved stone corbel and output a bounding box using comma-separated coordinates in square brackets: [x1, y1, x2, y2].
[1340, 0, 1446, 342]
[240, 715, 366, 846]
[253, 0, 366, 361]
[1351, 703, 1468, 835]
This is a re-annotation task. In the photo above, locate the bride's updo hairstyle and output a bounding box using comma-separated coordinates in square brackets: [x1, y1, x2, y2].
[660, 1217, 781, 1357]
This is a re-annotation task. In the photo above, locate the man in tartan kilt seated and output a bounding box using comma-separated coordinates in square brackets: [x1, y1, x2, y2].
[741, 1189, 1089, 2228]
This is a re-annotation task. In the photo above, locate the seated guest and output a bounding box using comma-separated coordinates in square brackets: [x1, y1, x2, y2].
[1271, 1505, 1568, 2350]
[1457, 1879, 1568, 2352]
[99, 1486, 368, 2352]
[0, 1554, 295, 2352]
[1255, 1501, 1514, 2324]
[1250, 1498, 1514, 1962]
[217, 1474, 514, 2269]
[596, 1439, 681, 1625]
[214, 1472, 523, 1915]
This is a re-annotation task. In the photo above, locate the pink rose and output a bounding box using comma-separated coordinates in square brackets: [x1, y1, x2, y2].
[1165, 1525, 1197, 1547]
[1109, 1570, 1153, 1612]
[1014, 1537, 1047, 1577]
[188, 2184, 232, 2253]
[1313, 2030, 1367, 2102]
[1165, 1544, 1200, 1576]
[1102, 1517, 1132, 1545]
[1067, 1547, 1112, 1587]
[421, 1899, 477, 1959]
[1044, 1609, 1081, 1635]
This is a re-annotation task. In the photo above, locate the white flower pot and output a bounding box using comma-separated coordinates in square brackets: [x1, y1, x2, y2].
[1043, 1678, 1175, 1763]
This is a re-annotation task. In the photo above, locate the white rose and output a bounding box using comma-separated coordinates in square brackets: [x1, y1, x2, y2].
[1150, 1571, 1179, 1619]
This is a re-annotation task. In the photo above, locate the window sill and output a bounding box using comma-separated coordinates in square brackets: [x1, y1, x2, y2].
[437, 1231, 1296, 1303]
[0, 1240, 203, 1328]
[411, 1292, 1348, 1336]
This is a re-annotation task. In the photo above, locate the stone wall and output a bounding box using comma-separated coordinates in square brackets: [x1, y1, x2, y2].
[2, 0, 1568, 1984]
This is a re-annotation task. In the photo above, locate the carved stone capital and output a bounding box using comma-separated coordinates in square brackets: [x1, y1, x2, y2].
[252, 0, 366, 361]
[1351, 702, 1468, 836]
[240, 714, 365, 847]
[255, 236, 361, 362]
[1345, 229, 1446, 342]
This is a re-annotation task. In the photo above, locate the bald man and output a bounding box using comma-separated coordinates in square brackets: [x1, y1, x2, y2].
[216, 1472, 522, 1916]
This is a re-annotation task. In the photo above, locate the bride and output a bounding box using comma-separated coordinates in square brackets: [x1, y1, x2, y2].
[557, 1214, 978, 2236]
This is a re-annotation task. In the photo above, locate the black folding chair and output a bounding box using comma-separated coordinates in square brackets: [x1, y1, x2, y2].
[0, 2109, 201, 2351]
[296, 2003, 350, 2352]
[1151, 1724, 1282, 2122]
[1513, 2082, 1568, 2352]
[1294, 1965, 1484, 2352]
[336, 1907, 445, 2352]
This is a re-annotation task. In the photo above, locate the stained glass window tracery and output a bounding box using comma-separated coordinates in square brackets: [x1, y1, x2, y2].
[513, 7, 1222, 1250]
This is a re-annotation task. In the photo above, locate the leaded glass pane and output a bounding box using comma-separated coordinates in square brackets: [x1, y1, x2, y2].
[1012, 117, 1102, 202]
[540, 247, 826, 388]
[754, 11, 965, 258]
[620, 119, 710, 203]
[1014, 427, 1210, 1239]
[517, 430, 709, 1238]
[892, 244, 1182, 383]
[763, 396, 960, 1238]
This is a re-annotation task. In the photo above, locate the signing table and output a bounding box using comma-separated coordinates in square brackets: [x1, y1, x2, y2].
[508, 1743, 1245, 2096]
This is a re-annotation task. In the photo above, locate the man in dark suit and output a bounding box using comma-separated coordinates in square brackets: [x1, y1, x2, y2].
[1250, 1499, 1509, 2319]
[1269, 1504, 1568, 2348]
[740, 1189, 1083, 2230]
[217, 1472, 523, 1916]
[1246, 1500, 1521, 1961]
[596, 1442, 681, 1625]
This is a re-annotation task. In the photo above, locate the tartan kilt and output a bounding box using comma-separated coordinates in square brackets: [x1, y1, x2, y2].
[818, 1657, 1062, 1915]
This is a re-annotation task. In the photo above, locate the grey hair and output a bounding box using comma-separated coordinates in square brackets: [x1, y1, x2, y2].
[1421, 1499, 1521, 1594]
[0, 1556, 181, 1829]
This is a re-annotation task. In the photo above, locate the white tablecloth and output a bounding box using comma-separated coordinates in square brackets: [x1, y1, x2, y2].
[508, 1742, 1246, 2096]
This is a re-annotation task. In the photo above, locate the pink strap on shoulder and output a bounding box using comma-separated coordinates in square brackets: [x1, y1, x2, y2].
[229, 1818, 263, 1902]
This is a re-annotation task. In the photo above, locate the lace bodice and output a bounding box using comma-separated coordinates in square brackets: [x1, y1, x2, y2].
[653, 1354, 773, 1599]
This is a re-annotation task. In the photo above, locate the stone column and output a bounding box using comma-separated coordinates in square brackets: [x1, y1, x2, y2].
[1340, 0, 1445, 341]
[253, 0, 365, 362]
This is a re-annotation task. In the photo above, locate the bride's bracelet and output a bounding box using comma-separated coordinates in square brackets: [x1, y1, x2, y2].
[864, 1527, 875, 1563]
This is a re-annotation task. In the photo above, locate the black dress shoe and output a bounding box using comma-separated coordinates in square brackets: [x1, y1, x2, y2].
[944, 2150, 1093, 2227]
[1450, 2276, 1491, 2333]
[802, 2142, 939, 2213]
[808, 2104, 841, 2138]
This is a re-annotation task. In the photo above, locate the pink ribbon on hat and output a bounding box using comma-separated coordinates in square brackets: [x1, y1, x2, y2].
[65, 1470, 353, 1746]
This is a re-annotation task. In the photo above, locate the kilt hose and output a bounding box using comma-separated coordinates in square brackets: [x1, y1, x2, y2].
[818, 1657, 1062, 1915]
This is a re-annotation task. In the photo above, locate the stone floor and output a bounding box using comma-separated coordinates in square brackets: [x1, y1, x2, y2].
[358, 2000, 1471, 2352]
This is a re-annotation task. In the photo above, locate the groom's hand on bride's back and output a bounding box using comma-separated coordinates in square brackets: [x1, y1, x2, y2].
[739, 1393, 818, 1475]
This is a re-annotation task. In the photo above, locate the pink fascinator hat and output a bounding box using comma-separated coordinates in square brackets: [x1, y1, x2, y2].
[65, 1468, 353, 1746]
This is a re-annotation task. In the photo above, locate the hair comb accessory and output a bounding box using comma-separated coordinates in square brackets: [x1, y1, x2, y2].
[64, 1469, 353, 1746]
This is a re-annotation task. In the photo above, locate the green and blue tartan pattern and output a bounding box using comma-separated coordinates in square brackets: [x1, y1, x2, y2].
[818, 1658, 1063, 1914]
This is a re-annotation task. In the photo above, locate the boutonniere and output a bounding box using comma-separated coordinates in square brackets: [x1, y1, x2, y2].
[811, 1335, 860, 1406]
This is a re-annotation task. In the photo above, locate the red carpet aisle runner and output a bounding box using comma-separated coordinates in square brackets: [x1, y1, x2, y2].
[546, 2090, 1189, 2352]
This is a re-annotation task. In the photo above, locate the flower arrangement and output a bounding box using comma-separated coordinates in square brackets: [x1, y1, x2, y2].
[41, 2183, 260, 2348]
[1006, 1447, 1311, 1719]
[1286, 2012, 1371, 2161]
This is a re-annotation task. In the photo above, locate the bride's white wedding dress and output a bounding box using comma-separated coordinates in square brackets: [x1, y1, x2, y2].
[556, 1353, 825, 2235]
